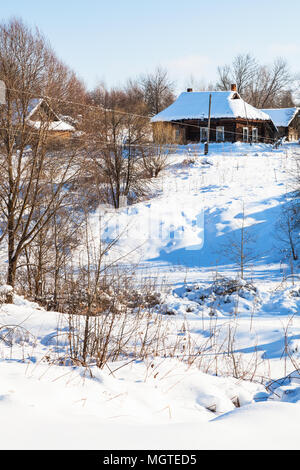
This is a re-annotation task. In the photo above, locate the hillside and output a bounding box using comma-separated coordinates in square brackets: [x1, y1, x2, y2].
[0, 142, 300, 450]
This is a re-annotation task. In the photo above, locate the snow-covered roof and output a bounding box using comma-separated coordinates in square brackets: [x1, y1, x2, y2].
[261, 107, 299, 128]
[151, 91, 271, 123]
[26, 98, 75, 132]
[26, 119, 75, 132]
[26, 98, 43, 118]
[3, 99, 75, 132]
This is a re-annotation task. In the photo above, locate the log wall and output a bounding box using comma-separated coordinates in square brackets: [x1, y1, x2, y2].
[162, 118, 276, 144]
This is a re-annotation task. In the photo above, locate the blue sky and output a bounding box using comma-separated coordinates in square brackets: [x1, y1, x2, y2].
[1, 0, 299, 91]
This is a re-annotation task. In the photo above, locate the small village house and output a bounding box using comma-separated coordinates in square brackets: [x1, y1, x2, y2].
[261, 107, 300, 142]
[151, 85, 277, 144]
[25, 98, 75, 139]
[1, 97, 75, 142]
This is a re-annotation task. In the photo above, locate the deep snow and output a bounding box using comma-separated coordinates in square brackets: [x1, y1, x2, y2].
[1, 142, 300, 450]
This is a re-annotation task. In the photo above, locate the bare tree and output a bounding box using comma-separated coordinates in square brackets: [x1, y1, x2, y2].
[85, 85, 151, 208]
[249, 58, 292, 108]
[221, 204, 256, 279]
[294, 74, 300, 105]
[276, 202, 299, 262]
[277, 90, 295, 108]
[0, 19, 83, 301]
[216, 53, 293, 108]
[139, 67, 175, 116]
[142, 122, 176, 177]
[19, 188, 84, 306]
[216, 64, 232, 92]
[217, 54, 258, 96]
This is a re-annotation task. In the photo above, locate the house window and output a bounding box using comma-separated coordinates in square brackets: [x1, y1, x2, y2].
[200, 127, 208, 142]
[252, 128, 258, 143]
[175, 129, 180, 140]
[243, 127, 249, 142]
[216, 126, 225, 142]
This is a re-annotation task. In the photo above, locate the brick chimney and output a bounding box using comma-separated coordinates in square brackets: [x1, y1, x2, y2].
[187, 88, 193, 92]
[231, 84, 237, 92]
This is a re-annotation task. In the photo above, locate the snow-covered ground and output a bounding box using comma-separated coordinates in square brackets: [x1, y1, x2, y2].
[89, 142, 298, 286]
[1, 142, 300, 450]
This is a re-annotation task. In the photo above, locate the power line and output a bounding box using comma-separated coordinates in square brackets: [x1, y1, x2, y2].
[0, 84, 279, 144]
[3, 84, 277, 143]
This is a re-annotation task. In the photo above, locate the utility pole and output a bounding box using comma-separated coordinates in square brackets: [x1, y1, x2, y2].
[204, 93, 212, 155]
[0, 80, 5, 104]
[243, 99, 251, 145]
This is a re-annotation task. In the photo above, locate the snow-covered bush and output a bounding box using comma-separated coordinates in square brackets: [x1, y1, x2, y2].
[0, 325, 35, 347]
[0, 285, 13, 304]
[182, 157, 196, 166]
[290, 288, 300, 298]
[183, 277, 258, 303]
[267, 371, 300, 403]
[177, 277, 261, 318]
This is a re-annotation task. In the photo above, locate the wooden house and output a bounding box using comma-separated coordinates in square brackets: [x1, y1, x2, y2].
[151, 85, 277, 144]
[261, 107, 299, 142]
[25, 98, 75, 139]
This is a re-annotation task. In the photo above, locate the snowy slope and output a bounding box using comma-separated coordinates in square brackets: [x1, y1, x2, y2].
[1, 294, 300, 450]
[90, 142, 299, 288]
[1, 142, 300, 450]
